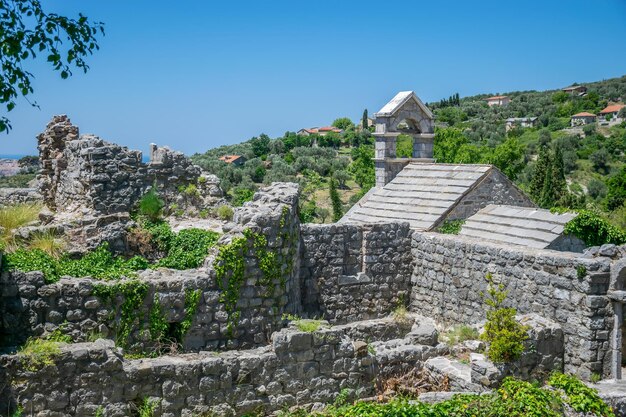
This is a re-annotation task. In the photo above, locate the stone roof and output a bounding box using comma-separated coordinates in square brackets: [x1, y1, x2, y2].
[458, 204, 578, 249]
[375, 91, 434, 119]
[341, 163, 492, 230]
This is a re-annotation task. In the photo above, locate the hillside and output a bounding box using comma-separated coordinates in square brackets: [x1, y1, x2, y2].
[191, 75, 626, 230]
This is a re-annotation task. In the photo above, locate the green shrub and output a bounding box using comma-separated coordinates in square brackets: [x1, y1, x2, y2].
[437, 219, 465, 234]
[216, 205, 234, 221]
[184, 183, 199, 197]
[279, 374, 613, 417]
[443, 324, 479, 346]
[564, 210, 626, 246]
[17, 337, 64, 371]
[138, 188, 164, 221]
[155, 228, 219, 269]
[2, 243, 148, 283]
[480, 273, 529, 363]
[548, 373, 614, 416]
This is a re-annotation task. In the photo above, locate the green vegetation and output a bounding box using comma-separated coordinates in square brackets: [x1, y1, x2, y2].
[27, 230, 67, 257]
[548, 373, 614, 416]
[3, 220, 219, 283]
[136, 398, 159, 417]
[279, 374, 613, 417]
[563, 210, 626, 246]
[282, 314, 327, 333]
[216, 204, 234, 220]
[480, 273, 529, 363]
[392, 305, 410, 325]
[0, 202, 41, 250]
[17, 330, 70, 372]
[0, 172, 36, 188]
[214, 228, 288, 335]
[437, 219, 465, 234]
[443, 324, 479, 346]
[138, 188, 165, 221]
[329, 177, 343, 222]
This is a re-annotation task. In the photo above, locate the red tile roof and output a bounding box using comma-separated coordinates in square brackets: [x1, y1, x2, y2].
[599, 104, 625, 114]
[486, 95, 508, 100]
[219, 155, 244, 163]
[571, 112, 596, 117]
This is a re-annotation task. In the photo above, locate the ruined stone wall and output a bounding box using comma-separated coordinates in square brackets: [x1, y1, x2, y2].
[409, 231, 614, 379]
[300, 222, 413, 323]
[0, 316, 442, 417]
[36, 116, 222, 217]
[0, 183, 301, 351]
[442, 169, 534, 224]
[0, 188, 42, 206]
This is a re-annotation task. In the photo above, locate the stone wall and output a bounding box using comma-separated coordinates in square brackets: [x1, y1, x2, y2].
[409, 231, 614, 379]
[442, 169, 534, 224]
[0, 188, 42, 206]
[37, 115, 222, 217]
[300, 222, 412, 323]
[0, 183, 301, 351]
[0, 315, 442, 417]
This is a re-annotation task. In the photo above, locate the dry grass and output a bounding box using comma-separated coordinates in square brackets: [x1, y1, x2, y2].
[0, 203, 42, 250]
[378, 368, 450, 399]
[28, 230, 67, 258]
[392, 305, 410, 325]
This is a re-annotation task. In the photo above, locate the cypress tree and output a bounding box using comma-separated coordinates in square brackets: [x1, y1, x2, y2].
[552, 145, 567, 204]
[530, 144, 551, 202]
[539, 162, 555, 208]
[329, 178, 343, 222]
[362, 109, 368, 130]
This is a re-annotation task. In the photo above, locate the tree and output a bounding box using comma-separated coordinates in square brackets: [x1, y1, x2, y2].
[551, 144, 567, 201]
[361, 109, 368, 131]
[587, 178, 607, 200]
[349, 145, 375, 190]
[329, 178, 343, 222]
[490, 138, 525, 180]
[530, 144, 551, 202]
[606, 166, 626, 211]
[331, 117, 354, 130]
[590, 148, 610, 174]
[1, 0, 105, 132]
[249, 134, 270, 157]
[332, 170, 350, 188]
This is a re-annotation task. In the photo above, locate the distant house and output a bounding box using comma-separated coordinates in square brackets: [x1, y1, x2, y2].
[297, 126, 343, 136]
[505, 117, 538, 131]
[485, 95, 510, 107]
[562, 85, 587, 96]
[219, 155, 246, 166]
[599, 104, 626, 123]
[570, 112, 596, 127]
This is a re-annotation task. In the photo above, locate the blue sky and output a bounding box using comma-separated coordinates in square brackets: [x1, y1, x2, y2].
[3, 0, 626, 156]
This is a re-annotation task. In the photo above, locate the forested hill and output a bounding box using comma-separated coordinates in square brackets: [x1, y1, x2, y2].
[191, 75, 626, 231]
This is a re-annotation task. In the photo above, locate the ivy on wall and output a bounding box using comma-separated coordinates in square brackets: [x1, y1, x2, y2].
[214, 208, 296, 337]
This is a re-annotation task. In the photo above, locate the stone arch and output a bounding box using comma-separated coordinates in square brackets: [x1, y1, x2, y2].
[373, 91, 435, 187]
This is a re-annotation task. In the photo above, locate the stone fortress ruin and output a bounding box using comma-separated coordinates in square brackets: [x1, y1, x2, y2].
[0, 93, 625, 416]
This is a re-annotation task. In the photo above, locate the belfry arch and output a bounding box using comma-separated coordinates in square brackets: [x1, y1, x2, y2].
[373, 91, 435, 187]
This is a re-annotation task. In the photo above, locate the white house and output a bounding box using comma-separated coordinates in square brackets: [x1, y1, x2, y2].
[486, 95, 510, 107]
[505, 117, 538, 131]
[570, 112, 596, 127]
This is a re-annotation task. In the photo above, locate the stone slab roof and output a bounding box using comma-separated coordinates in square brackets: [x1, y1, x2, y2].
[375, 91, 434, 119]
[458, 204, 578, 249]
[341, 163, 492, 230]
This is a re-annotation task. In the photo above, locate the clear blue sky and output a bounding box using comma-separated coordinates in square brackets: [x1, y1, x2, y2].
[3, 0, 626, 156]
